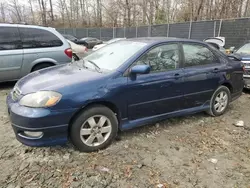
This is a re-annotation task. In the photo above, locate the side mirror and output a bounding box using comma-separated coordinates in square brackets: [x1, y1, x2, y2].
[130, 65, 150, 75]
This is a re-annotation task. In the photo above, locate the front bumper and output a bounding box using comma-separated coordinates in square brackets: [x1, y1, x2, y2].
[7, 94, 77, 147]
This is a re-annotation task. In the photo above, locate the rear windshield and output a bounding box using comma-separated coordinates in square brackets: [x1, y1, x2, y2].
[83, 41, 147, 71]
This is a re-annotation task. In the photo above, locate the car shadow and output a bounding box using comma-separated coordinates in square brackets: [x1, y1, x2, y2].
[0, 81, 16, 90]
[243, 88, 250, 94]
[117, 112, 208, 140]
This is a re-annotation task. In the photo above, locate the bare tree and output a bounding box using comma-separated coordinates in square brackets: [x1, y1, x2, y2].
[49, 0, 54, 21]
[9, 0, 22, 22]
[28, 0, 35, 24]
[0, 3, 6, 22]
[38, 0, 47, 25]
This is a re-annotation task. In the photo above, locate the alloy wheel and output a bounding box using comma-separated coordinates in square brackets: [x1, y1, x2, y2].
[80, 115, 112, 147]
[213, 91, 228, 113]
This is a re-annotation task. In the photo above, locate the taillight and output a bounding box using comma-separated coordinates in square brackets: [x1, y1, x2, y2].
[84, 46, 88, 52]
[243, 65, 246, 72]
[64, 48, 72, 58]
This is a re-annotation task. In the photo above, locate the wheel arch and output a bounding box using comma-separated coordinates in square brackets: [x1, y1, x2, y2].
[69, 101, 121, 130]
[30, 58, 58, 72]
[221, 82, 233, 93]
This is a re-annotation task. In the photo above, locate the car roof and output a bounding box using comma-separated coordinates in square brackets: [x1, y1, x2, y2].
[125, 37, 205, 45]
[0, 23, 56, 31]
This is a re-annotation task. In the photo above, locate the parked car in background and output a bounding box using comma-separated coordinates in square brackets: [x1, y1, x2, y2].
[79, 37, 103, 49]
[93, 38, 126, 51]
[62, 34, 78, 42]
[204, 37, 227, 54]
[7, 38, 244, 152]
[0, 23, 72, 83]
[230, 42, 250, 88]
[62, 34, 87, 46]
[67, 40, 88, 60]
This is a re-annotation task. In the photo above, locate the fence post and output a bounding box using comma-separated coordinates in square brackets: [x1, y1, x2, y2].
[188, 20, 192, 39]
[148, 25, 151, 37]
[100, 27, 102, 40]
[214, 21, 216, 37]
[135, 26, 138, 38]
[218, 19, 223, 37]
[113, 27, 115, 38]
[124, 27, 126, 38]
[167, 24, 170, 37]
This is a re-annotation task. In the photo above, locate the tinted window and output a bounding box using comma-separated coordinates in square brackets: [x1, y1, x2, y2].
[135, 43, 180, 73]
[183, 44, 217, 67]
[0, 27, 21, 50]
[19, 28, 63, 48]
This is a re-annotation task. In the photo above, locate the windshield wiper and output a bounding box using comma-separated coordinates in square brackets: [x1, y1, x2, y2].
[85, 60, 101, 72]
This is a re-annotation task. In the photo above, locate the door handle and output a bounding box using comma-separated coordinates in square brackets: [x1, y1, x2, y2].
[212, 68, 219, 73]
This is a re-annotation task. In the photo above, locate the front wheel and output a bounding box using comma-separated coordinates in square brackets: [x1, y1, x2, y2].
[70, 105, 118, 152]
[207, 86, 231, 116]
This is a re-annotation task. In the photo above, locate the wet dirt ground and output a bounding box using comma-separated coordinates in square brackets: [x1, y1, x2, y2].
[0, 82, 250, 188]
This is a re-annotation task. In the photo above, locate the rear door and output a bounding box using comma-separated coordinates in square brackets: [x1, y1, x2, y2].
[181, 42, 224, 109]
[0, 26, 23, 82]
[19, 27, 64, 75]
[126, 43, 185, 120]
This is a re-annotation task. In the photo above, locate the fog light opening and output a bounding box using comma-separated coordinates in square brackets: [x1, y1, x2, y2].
[23, 131, 44, 138]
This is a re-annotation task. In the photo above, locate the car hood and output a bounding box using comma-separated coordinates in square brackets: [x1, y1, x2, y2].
[234, 53, 250, 61]
[16, 63, 106, 95]
[204, 37, 225, 47]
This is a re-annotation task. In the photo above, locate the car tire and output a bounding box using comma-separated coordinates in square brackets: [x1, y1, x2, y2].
[32, 63, 53, 72]
[70, 105, 118, 152]
[73, 53, 80, 61]
[207, 86, 231, 116]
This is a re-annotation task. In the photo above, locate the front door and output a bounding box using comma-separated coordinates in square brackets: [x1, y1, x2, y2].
[181, 43, 224, 108]
[0, 26, 23, 82]
[126, 43, 185, 120]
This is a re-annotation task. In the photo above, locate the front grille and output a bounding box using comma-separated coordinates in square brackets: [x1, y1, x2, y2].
[12, 87, 21, 101]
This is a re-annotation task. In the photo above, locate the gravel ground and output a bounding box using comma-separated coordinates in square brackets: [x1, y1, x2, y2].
[0, 82, 250, 188]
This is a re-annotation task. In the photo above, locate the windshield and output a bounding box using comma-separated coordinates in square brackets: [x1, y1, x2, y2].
[236, 43, 250, 54]
[83, 41, 147, 71]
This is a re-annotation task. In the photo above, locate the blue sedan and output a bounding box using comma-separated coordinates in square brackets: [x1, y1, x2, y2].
[7, 38, 244, 152]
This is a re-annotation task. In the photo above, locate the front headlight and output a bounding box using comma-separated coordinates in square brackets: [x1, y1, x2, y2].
[19, 91, 62, 108]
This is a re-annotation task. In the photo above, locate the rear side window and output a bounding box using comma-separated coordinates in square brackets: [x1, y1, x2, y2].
[0, 27, 21, 50]
[183, 43, 217, 67]
[19, 28, 63, 49]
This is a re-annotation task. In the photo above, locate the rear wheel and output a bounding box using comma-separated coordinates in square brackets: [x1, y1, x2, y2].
[32, 63, 54, 72]
[73, 53, 80, 61]
[70, 105, 118, 152]
[207, 86, 231, 116]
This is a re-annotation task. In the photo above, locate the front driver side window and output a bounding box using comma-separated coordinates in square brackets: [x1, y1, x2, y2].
[135, 43, 180, 73]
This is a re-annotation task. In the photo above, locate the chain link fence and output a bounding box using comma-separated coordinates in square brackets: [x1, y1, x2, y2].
[57, 18, 250, 48]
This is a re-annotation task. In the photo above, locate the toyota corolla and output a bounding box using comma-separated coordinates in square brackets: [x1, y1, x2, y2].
[7, 38, 244, 152]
